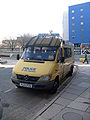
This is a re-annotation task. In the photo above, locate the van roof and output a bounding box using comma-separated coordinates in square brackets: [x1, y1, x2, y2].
[25, 36, 62, 48]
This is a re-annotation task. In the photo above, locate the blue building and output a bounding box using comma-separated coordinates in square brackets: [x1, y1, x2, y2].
[69, 2, 90, 46]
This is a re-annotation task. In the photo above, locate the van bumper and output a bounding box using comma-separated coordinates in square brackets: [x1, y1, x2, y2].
[11, 78, 54, 90]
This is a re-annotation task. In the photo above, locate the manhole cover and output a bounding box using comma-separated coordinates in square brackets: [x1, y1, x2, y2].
[62, 112, 83, 120]
[2, 103, 9, 107]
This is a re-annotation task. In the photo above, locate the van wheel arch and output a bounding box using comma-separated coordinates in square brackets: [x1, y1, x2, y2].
[55, 76, 59, 83]
[50, 76, 59, 94]
[16, 85, 22, 88]
[69, 65, 73, 76]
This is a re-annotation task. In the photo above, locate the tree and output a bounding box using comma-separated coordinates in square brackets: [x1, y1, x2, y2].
[8, 39, 16, 51]
[16, 34, 32, 51]
[2, 39, 16, 50]
[1, 34, 33, 50]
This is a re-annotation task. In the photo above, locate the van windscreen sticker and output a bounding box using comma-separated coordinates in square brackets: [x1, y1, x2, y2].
[22, 67, 36, 72]
[48, 55, 54, 60]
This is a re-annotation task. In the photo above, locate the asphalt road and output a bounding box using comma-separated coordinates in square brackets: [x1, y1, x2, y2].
[0, 68, 57, 120]
[0, 66, 77, 120]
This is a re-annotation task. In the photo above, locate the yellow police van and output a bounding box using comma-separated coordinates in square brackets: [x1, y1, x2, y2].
[11, 34, 74, 93]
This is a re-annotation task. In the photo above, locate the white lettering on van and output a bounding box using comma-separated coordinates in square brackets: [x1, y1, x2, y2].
[22, 67, 36, 72]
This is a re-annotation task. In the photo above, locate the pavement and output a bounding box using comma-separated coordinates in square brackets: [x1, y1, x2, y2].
[31, 62, 90, 120]
[0, 58, 18, 68]
[0, 58, 90, 120]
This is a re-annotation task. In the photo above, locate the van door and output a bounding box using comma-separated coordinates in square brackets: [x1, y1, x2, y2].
[57, 48, 63, 80]
[63, 48, 72, 77]
[67, 48, 72, 71]
[63, 48, 69, 77]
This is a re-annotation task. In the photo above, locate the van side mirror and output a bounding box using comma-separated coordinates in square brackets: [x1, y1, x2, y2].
[61, 57, 64, 63]
[17, 54, 20, 60]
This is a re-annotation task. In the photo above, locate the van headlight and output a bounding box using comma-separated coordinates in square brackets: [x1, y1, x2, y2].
[12, 72, 17, 79]
[39, 75, 51, 81]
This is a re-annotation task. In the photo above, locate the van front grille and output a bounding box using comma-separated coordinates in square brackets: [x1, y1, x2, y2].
[17, 74, 39, 82]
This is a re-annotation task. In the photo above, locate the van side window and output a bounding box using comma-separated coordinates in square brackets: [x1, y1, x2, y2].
[64, 48, 68, 59]
[57, 48, 62, 61]
[64, 48, 72, 59]
[68, 48, 72, 57]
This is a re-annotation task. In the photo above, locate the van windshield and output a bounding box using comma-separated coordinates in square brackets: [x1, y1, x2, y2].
[21, 47, 57, 61]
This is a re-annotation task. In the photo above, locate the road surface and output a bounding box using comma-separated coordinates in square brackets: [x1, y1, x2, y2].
[0, 68, 56, 120]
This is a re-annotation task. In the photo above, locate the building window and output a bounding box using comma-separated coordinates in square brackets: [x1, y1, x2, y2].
[81, 22, 84, 25]
[80, 8, 83, 11]
[72, 30, 75, 33]
[81, 28, 84, 31]
[72, 36, 75, 39]
[72, 23, 75, 26]
[72, 16, 75, 19]
[80, 15, 83, 18]
[72, 10, 74, 13]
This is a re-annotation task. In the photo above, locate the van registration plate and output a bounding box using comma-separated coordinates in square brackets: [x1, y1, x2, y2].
[20, 83, 32, 88]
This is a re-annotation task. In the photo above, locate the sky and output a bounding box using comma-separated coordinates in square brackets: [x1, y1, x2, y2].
[0, 0, 90, 42]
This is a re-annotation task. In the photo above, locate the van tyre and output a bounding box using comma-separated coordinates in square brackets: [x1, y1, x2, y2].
[69, 66, 73, 76]
[50, 80, 59, 94]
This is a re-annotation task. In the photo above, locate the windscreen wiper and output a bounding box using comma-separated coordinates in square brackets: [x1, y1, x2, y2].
[24, 58, 45, 63]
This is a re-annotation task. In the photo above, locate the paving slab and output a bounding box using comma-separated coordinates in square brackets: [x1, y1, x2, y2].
[80, 91, 90, 99]
[35, 116, 47, 120]
[64, 88, 84, 95]
[71, 80, 83, 85]
[80, 71, 90, 76]
[86, 106, 90, 113]
[83, 112, 90, 120]
[67, 101, 89, 111]
[85, 87, 90, 92]
[78, 82, 90, 88]
[60, 92, 78, 100]
[40, 103, 64, 120]
[55, 97, 72, 107]
[75, 97, 90, 103]
[68, 84, 87, 91]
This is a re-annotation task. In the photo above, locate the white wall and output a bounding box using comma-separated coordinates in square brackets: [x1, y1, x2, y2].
[62, 11, 69, 41]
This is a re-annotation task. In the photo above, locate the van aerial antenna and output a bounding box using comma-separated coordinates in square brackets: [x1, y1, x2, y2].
[49, 30, 53, 35]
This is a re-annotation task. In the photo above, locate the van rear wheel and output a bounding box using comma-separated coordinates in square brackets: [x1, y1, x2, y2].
[50, 80, 59, 94]
[69, 66, 73, 76]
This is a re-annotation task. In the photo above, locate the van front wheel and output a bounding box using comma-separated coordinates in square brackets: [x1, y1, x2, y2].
[50, 80, 59, 94]
[16, 85, 22, 88]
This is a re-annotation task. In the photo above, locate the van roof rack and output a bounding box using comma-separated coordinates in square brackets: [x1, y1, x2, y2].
[25, 34, 63, 48]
